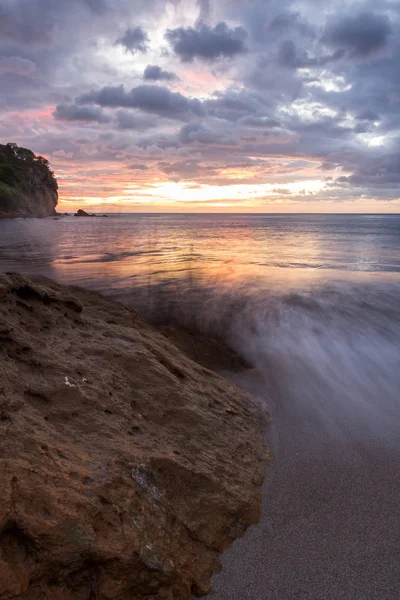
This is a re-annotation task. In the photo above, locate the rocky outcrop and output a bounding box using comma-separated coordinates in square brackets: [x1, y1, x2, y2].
[74, 210, 108, 217]
[0, 273, 270, 600]
[0, 143, 58, 218]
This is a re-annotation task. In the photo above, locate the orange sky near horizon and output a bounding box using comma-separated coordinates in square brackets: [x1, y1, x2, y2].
[4, 105, 397, 214]
[3, 0, 400, 215]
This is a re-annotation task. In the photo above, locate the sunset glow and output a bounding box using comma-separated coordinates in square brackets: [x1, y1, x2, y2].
[1, 0, 400, 213]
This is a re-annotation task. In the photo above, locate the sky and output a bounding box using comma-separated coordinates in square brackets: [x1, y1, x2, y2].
[1, 0, 400, 213]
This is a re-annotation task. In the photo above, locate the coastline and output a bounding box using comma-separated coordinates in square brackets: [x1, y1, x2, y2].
[0, 272, 271, 600]
[206, 369, 400, 600]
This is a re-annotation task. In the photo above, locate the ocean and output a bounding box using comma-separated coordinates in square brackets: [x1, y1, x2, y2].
[1, 213, 400, 434]
[1, 213, 400, 597]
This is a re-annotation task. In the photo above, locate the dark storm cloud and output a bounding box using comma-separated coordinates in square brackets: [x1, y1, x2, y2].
[143, 65, 178, 81]
[77, 84, 204, 119]
[165, 22, 247, 62]
[323, 12, 392, 58]
[115, 27, 149, 54]
[53, 104, 110, 122]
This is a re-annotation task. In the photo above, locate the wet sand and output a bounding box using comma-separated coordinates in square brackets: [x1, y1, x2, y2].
[205, 371, 400, 600]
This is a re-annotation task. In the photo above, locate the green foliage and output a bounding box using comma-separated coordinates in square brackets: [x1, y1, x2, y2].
[0, 163, 17, 185]
[6, 142, 34, 161]
[35, 155, 49, 167]
[0, 181, 13, 196]
[0, 181, 16, 210]
[0, 142, 57, 191]
[0, 143, 58, 214]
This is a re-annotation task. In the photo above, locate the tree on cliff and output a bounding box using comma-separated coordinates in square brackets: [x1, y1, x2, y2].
[0, 143, 58, 217]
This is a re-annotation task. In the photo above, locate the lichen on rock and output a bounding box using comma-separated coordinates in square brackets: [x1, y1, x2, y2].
[0, 273, 270, 600]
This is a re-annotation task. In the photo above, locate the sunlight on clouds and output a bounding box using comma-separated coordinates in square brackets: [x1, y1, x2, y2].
[358, 133, 387, 147]
[4, 0, 400, 213]
[121, 179, 327, 205]
[304, 70, 352, 93]
[280, 99, 337, 122]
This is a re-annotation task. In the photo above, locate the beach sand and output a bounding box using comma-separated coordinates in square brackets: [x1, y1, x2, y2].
[205, 371, 400, 600]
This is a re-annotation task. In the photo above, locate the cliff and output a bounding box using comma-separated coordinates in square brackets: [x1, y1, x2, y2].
[0, 273, 270, 600]
[0, 143, 58, 218]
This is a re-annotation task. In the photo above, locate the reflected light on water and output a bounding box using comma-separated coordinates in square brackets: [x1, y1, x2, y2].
[1, 214, 400, 306]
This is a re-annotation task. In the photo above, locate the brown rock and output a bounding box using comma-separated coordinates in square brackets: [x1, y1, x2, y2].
[0, 273, 270, 600]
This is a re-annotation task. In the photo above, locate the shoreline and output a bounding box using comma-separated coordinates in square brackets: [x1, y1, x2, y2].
[205, 370, 400, 600]
[0, 272, 271, 600]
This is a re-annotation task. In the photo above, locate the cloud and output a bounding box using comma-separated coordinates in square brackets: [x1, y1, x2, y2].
[143, 64, 178, 81]
[0, 56, 36, 76]
[165, 22, 247, 62]
[52, 149, 74, 158]
[195, 0, 211, 26]
[269, 11, 315, 38]
[128, 163, 149, 170]
[115, 109, 155, 130]
[0, 1, 54, 45]
[53, 104, 109, 122]
[115, 26, 149, 54]
[271, 187, 291, 194]
[159, 159, 219, 181]
[320, 161, 340, 171]
[2, 0, 400, 209]
[355, 108, 380, 122]
[278, 39, 344, 69]
[78, 84, 204, 119]
[239, 116, 280, 128]
[323, 12, 392, 58]
[0, 0, 110, 46]
[179, 122, 236, 145]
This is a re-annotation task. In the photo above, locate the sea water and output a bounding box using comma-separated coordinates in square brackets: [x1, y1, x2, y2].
[1, 213, 400, 442]
[2, 213, 400, 598]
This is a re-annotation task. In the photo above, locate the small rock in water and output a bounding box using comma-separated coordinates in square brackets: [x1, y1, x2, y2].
[74, 208, 95, 217]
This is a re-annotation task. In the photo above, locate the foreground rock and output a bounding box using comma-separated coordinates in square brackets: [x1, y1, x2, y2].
[0, 143, 58, 219]
[0, 273, 270, 600]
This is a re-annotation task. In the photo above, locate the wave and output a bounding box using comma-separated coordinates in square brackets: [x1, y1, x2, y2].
[127, 277, 400, 445]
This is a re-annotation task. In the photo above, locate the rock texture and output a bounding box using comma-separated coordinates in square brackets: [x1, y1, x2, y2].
[0, 273, 270, 600]
[0, 144, 58, 219]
